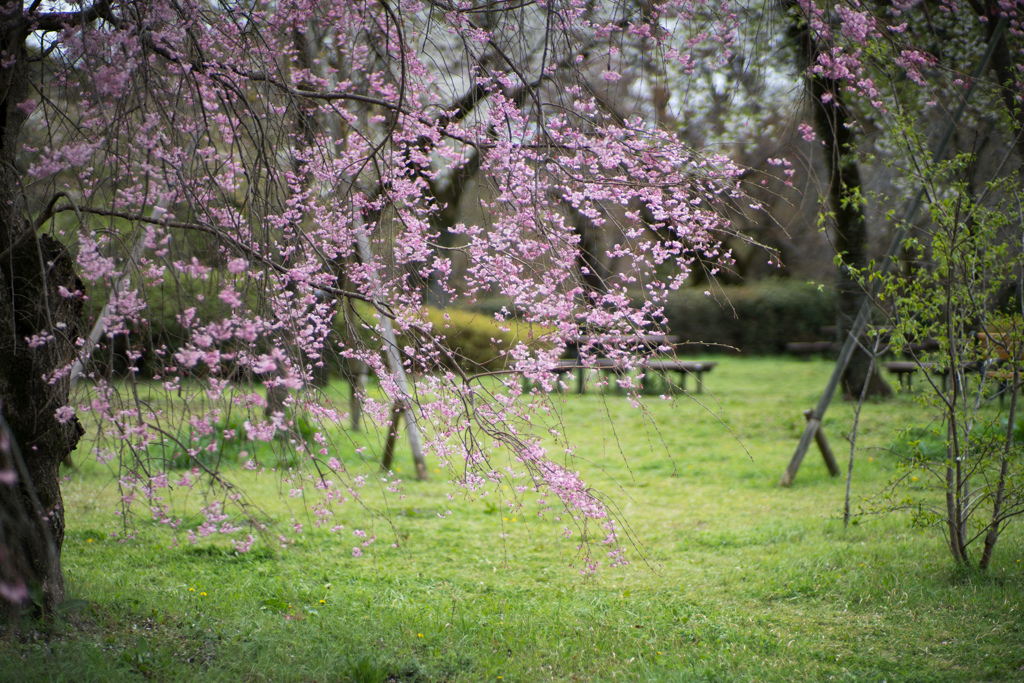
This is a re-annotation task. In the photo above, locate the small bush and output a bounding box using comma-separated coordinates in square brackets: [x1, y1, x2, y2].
[83, 274, 256, 379]
[889, 426, 946, 462]
[421, 307, 551, 374]
[662, 280, 836, 355]
[333, 304, 550, 376]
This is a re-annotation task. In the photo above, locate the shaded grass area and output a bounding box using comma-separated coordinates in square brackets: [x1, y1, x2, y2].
[3, 357, 1024, 681]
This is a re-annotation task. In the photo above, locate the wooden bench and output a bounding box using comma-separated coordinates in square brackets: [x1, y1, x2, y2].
[642, 360, 718, 394]
[882, 361, 921, 390]
[548, 358, 716, 395]
[882, 361, 965, 392]
[978, 332, 1023, 406]
[550, 333, 681, 394]
[552, 358, 640, 394]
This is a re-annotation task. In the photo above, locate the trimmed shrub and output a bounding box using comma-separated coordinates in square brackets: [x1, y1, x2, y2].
[334, 304, 552, 376]
[663, 280, 836, 355]
[88, 277, 547, 379]
[420, 307, 552, 374]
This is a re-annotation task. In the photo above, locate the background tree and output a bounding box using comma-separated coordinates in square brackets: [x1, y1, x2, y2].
[782, 0, 893, 399]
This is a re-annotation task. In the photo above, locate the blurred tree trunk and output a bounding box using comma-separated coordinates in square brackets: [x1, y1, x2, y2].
[785, 2, 892, 399]
[0, 41, 85, 618]
[967, 0, 1024, 168]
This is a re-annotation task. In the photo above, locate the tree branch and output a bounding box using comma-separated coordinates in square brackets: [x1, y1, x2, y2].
[48, 204, 372, 305]
[33, 0, 113, 33]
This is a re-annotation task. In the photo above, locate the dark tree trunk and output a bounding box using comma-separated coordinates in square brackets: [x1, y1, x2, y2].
[0, 36, 84, 619]
[968, 0, 1024, 168]
[786, 4, 892, 399]
[567, 202, 612, 298]
[812, 85, 891, 399]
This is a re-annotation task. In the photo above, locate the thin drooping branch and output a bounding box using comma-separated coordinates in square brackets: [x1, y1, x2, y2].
[48, 204, 371, 305]
[66, 204, 163, 391]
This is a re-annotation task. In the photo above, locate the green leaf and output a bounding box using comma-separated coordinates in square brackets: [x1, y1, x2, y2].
[261, 598, 290, 613]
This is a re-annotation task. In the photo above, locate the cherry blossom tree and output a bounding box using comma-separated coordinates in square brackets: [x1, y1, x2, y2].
[0, 0, 745, 617]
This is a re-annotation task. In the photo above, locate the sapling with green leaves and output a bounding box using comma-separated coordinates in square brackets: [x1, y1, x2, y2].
[775, 0, 1024, 565]
[878, 155, 1024, 569]
[3, 0, 1022, 621]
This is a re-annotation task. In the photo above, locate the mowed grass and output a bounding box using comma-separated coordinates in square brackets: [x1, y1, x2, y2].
[4, 357, 1024, 682]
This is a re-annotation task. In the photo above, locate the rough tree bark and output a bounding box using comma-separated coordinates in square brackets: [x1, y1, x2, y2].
[0, 38, 85, 617]
[811, 84, 892, 399]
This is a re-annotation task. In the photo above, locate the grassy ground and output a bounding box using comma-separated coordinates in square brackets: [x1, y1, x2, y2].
[3, 357, 1024, 682]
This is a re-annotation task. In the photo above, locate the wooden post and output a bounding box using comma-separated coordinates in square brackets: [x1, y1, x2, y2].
[782, 408, 843, 486]
[353, 218, 427, 480]
[348, 359, 367, 431]
[804, 409, 840, 477]
[380, 402, 403, 472]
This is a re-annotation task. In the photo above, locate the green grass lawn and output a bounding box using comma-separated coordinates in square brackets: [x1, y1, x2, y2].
[4, 357, 1024, 682]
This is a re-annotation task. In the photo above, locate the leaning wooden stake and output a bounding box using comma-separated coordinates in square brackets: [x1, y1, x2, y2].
[380, 402, 404, 472]
[353, 218, 427, 480]
[347, 360, 367, 431]
[805, 409, 840, 477]
[60, 198, 170, 468]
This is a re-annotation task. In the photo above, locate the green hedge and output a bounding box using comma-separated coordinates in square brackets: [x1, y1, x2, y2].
[662, 280, 836, 355]
[82, 279, 834, 376]
[417, 307, 551, 374]
[82, 280, 547, 380]
[332, 304, 552, 377]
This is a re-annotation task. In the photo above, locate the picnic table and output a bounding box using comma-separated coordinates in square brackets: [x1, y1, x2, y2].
[881, 333, 1019, 394]
[882, 360, 983, 393]
[549, 333, 720, 394]
[882, 361, 929, 391]
[568, 333, 678, 354]
[551, 356, 716, 395]
[977, 331, 1023, 406]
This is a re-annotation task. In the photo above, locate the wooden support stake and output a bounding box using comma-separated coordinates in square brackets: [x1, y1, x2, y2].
[345, 358, 367, 431]
[380, 402, 403, 472]
[65, 197, 171, 468]
[804, 409, 840, 477]
[354, 218, 427, 480]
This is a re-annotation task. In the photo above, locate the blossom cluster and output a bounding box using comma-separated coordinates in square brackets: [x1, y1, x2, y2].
[23, 0, 755, 569]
